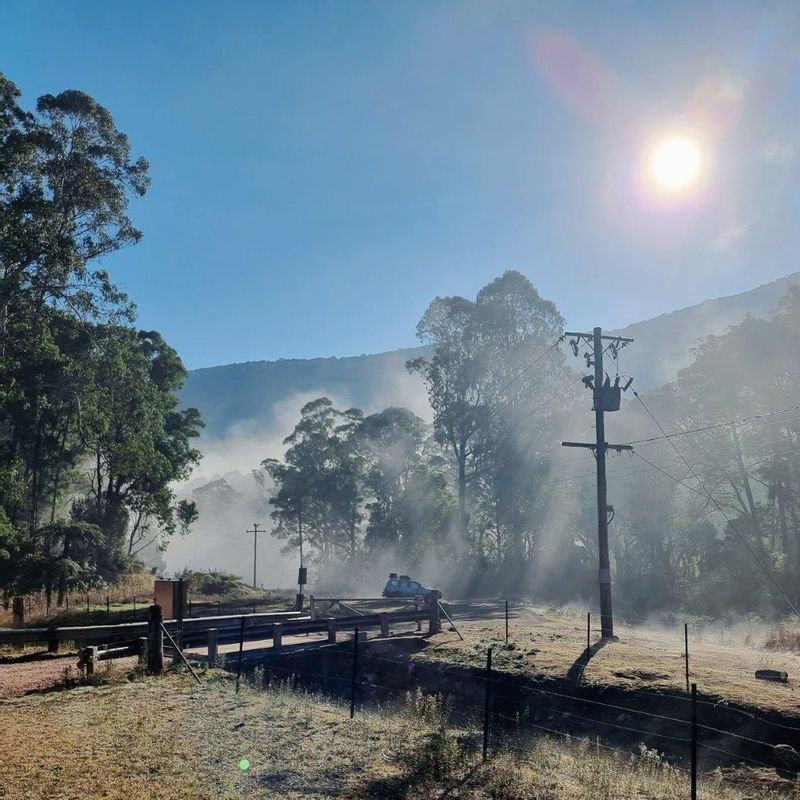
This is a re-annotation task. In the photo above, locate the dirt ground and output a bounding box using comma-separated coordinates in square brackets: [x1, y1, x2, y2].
[0, 653, 138, 699]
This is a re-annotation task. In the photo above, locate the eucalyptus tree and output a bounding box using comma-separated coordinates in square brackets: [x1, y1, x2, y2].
[408, 271, 572, 583]
[0, 73, 202, 598]
[263, 398, 364, 566]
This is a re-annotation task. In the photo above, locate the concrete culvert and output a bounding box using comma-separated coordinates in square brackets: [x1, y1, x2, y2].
[772, 744, 800, 777]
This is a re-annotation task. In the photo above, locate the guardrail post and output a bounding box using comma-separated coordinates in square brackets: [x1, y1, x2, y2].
[47, 627, 59, 653]
[380, 613, 389, 638]
[207, 628, 218, 663]
[273, 622, 283, 652]
[327, 619, 337, 643]
[310, 595, 316, 620]
[148, 604, 164, 674]
[428, 590, 442, 634]
[12, 596, 23, 627]
[415, 598, 422, 632]
[138, 636, 148, 666]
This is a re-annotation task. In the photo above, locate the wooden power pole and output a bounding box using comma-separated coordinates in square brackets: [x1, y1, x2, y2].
[562, 327, 634, 640]
[246, 522, 263, 590]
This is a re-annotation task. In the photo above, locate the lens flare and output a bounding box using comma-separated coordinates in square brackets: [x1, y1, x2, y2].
[649, 136, 701, 189]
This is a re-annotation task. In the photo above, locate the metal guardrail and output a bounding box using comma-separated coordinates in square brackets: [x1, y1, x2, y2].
[0, 610, 304, 646]
[0, 606, 428, 649]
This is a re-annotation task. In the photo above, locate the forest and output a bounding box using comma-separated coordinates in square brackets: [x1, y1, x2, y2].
[258, 273, 800, 619]
[0, 73, 202, 606]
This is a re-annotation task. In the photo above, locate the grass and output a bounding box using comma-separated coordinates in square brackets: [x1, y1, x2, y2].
[419, 603, 800, 717]
[0, 667, 795, 799]
[764, 624, 800, 654]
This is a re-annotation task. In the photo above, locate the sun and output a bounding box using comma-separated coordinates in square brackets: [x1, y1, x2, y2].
[649, 135, 701, 189]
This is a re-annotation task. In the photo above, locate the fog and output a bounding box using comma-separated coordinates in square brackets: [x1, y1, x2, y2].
[166, 366, 432, 587]
[162, 278, 800, 621]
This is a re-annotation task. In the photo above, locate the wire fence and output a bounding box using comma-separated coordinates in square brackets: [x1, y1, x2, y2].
[228, 631, 790, 798]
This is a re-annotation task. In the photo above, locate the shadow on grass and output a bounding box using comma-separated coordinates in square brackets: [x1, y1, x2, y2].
[566, 639, 610, 684]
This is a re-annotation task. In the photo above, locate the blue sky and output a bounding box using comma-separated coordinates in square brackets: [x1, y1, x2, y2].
[3, 1, 800, 369]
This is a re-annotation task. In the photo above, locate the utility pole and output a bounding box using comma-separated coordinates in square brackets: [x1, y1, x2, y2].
[563, 327, 634, 640]
[295, 501, 306, 611]
[245, 523, 263, 590]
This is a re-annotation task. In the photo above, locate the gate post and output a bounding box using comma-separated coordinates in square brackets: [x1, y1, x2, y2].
[147, 604, 164, 674]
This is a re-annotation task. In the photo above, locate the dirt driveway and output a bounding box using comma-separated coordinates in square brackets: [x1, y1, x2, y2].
[0, 653, 137, 698]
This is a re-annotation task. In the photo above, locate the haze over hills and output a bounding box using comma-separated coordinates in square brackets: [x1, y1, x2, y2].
[182, 271, 800, 441]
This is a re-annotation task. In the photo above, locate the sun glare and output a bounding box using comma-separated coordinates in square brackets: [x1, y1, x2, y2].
[650, 136, 701, 190]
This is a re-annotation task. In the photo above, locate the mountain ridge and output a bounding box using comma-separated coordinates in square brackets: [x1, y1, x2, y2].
[181, 271, 800, 438]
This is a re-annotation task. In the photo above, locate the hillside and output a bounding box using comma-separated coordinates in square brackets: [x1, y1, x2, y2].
[181, 272, 800, 439]
[181, 346, 429, 439]
[610, 270, 800, 388]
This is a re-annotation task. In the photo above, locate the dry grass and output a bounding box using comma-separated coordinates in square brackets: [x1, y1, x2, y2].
[0, 667, 795, 799]
[765, 624, 800, 654]
[0, 572, 156, 626]
[421, 604, 800, 716]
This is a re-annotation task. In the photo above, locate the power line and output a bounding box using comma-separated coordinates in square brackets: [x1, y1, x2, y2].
[632, 390, 800, 618]
[623, 403, 800, 446]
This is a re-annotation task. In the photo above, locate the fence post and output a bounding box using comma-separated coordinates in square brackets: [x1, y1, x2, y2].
[428, 590, 442, 634]
[505, 600, 509, 644]
[310, 595, 316, 620]
[132, 596, 136, 614]
[66, 594, 69, 614]
[86, 594, 89, 614]
[236, 617, 246, 693]
[415, 598, 422, 632]
[138, 636, 148, 666]
[147, 604, 164, 674]
[380, 613, 389, 638]
[691, 682, 697, 800]
[207, 628, 218, 664]
[350, 626, 359, 719]
[327, 619, 337, 643]
[47, 628, 59, 653]
[483, 647, 493, 762]
[12, 596, 23, 627]
[587, 612, 591, 651]
[106, 595, 110, 615]
[684, 623, 690, 694]
[217, 601, 221, 616]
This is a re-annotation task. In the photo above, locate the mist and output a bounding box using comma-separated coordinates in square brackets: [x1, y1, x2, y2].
[164, 272, 800, 623]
